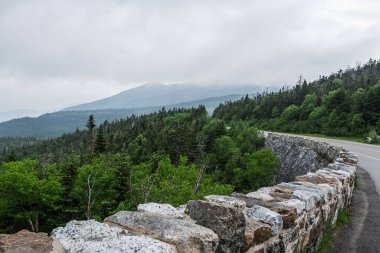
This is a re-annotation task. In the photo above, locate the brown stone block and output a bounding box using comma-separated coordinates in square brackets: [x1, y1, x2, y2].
[0, 230, 63, 253]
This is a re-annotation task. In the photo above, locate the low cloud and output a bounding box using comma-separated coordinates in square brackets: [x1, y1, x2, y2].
[0, 0, 379, 111]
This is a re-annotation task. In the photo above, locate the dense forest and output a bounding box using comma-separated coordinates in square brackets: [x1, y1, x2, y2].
[0, 94, 242, 138]
[0, 106, 279, 233]
[214, 59, 380, 140]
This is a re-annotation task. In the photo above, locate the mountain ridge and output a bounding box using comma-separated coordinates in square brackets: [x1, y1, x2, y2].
[63, 83, 265, 111]
[0, 94, 246, 138]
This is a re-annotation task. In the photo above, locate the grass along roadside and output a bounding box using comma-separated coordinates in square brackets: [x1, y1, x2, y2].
[300, 133, 368, 144]
[354, 173, 360, 190]
[317, 208, 350, 253]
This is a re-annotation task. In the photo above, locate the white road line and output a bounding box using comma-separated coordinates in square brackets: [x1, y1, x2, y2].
[319, 141, 380, 153]
[353, 152, 380, 161]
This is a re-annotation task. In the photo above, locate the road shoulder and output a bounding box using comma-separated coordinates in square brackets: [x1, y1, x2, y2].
[330, 167, 380, 253]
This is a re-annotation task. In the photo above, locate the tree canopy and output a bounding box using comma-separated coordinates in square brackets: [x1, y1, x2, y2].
[213, 59, 380, 138]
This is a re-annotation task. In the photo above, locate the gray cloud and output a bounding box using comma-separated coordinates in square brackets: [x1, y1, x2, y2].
[0, 0, 379, 112]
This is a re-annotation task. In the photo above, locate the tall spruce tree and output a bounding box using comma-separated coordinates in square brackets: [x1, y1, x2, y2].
[94, 126, 106, 154]
[86, 115, 96, 150]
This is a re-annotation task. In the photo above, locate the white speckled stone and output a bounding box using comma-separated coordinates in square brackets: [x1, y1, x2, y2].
[279, 199, 306, 214]
[292, 190, 320, 211]
[51, 220, 176, 253]
[316, 170, 344, 192]
[138, 203, 185, 219]
[326, 169, 352, 184]
[105, 211, 219, 253]
[328, 163, 356, 176]
[256, 187, 272, 194]
[204, 195, 246, 209]
[177, 204, 187, 216]
[247, 205, 283, 235]
[278, 183, 325, 204]
[293, 182, 336, 203]
[246, 191, 274, 202]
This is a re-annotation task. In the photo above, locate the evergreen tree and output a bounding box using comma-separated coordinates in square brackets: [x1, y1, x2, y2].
[94, 126, 106, 154]
[213, 59, 380, 138]
[86, 115, 96, 150]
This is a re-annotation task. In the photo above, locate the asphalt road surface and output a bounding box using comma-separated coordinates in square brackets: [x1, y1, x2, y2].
[269, 132, 380, 252]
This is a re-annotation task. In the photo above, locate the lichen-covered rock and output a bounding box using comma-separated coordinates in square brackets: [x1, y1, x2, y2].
[0, 230, 63, 253]
[245, 191, 275, 202]
[247, 205, 283, 235]
[296, 172, 339, 186]
[176, 205, 188, 217]
[279, 182, 331, 202]
[295, 182, 336, 202]
[303, 212, 324, 251]
[279, 199, 306, 214]
[328, 162, 356, 176]
[280, 225, 301, 250]
[338, 152, 358, 164]
[239, 211, 273, 251]
[105, 211, 218, 253]
[187, 200, 245, 253]
[293, 189, 322, 211]
[231, 193, 298, 229]
[256, 187, 272, 194]
[268, 187, 294, 200]
[265, 238, 284, 253]
[137, 203, 185, 219]
[246, 243, 266, 253]
[204, 195, 246, 209]
[51, 220, 176, 253]
[324, 169, 352, 188]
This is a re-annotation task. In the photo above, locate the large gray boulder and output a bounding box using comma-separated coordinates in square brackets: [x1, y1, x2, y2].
[187, 200, 246, 253]
[51, 220, 176, 253]
[104, 211, 218, 253]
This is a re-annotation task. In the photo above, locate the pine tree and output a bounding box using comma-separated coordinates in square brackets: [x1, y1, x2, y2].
[86, 115, 96, 150]
[94, 126, 106, 154]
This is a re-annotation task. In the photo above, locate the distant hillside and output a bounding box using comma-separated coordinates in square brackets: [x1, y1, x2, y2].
[0, 110, 43, 123]
[0, 94, 244, 138]
[64, 83, 264, 111]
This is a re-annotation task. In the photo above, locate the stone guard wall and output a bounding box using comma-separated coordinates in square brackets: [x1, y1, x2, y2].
[2, 134, 357, 253]
[265, 134, 342, 183]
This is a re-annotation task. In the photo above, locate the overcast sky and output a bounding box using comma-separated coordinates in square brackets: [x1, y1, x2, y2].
[0, 0, 379, 113]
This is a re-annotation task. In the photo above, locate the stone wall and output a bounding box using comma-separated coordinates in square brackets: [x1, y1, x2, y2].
[0, 134, 358, 253]
[265, 133, 342, 183]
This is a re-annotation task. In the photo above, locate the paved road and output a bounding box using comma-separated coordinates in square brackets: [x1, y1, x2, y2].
[268, 132, 380, 252]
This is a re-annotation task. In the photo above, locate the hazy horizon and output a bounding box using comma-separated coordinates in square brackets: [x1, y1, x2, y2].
[1, 0, 380, 114]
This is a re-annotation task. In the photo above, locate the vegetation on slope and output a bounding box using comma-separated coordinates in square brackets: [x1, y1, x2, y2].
[213, 59, 380, 139]
[0, 94, 243, 138]
[0, 106, 279, 233]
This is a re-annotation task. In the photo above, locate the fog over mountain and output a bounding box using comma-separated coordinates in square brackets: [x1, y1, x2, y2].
[0, 110, 43, 123]
[0, 94, 246, 138]
[64, 83, 266, 111]
[0, 0, 379, 116]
